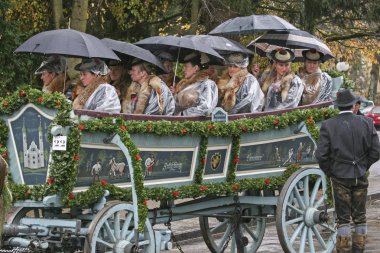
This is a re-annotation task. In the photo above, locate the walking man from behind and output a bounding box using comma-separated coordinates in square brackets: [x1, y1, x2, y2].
[316, 89, 380, 253]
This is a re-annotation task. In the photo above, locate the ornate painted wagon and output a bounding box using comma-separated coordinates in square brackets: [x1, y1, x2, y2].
[0, 87, 338, 253]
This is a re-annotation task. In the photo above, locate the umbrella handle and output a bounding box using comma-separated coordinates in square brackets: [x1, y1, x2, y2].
[172, 48, 181, 88]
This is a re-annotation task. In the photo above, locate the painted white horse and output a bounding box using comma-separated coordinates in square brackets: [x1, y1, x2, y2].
[108, 158, 126, 178]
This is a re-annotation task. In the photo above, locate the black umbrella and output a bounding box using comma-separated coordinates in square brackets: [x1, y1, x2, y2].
[101, 38, 167, 72]
[184, 35, 253, 55]
[249, 30, 334, 61]
[15, 29, 119, 60]
[135, 35, 225, 65]
[208, 14, 298, 36]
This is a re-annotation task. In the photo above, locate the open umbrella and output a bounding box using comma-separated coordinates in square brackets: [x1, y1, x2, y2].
[101, 38, 167, 72]
[184, 35, 253, 55]
[248, 30, 334, 61]
[135, 35, 225, 65]
[15, 29, 119, 60]
[208, 14, 298, 36]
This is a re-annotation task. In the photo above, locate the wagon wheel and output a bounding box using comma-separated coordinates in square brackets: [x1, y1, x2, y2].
[84, 200, 155, 253]
[199, 206, 266, 253]
[276, 167, 336, 253]
[7, 207, 45, 224]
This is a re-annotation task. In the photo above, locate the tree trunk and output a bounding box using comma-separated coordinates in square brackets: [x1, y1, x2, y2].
[70, 0, 89, 32]
[68, 0, 89, 80]
[190, 0, 200, 34]
[368, 52, 380, 103]
[51, 0, 63, 29]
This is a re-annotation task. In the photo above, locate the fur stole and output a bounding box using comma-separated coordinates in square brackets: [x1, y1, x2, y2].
[43, 73, 69, 94]
[122, 75, 163, 114]
[298, 67, 322, 105]
[174, 69, 209, 95]
[261, 70, 295, 102]
[71, 80, 85, 101]
[159, 72, 181, 88]
[72, 76, 109, 110]
[217, 69, 249, 111]
[111, 79, 129, 98]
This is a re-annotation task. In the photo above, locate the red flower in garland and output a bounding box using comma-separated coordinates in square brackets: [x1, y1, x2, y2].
[274, 119, 279, 125]
[74, 155, 79, 161]
[201, 185, 206, 191]
[121, 125, 127, 132]
[234, 157, 239, 164]
[181, 129, 187, 134]
[232, 185, 239, 191]
[2, 152, 6, 158]
[143, 201, 148, 206]
[38, 97, 43, 103]
[172, 191, 179, 198]
[202, 158, 206, 165]
[78, 125, 85, 130]
[47, 178, 53, 184]
[308, 118, 314, 123]
[101, 180, 107, 185]
[19, 90, 25, 97]
[2, 101, 7, 107]
[209, 124, 213, 129]
[265, 178, 270, 185]
[241, 127, 246, 132]
[135, 154, 141, 160]
[69, 193, 75, 199]
[56, 101, 61, 107]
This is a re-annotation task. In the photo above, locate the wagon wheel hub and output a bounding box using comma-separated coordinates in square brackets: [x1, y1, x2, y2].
[304, 207, 329, 227]
[114, 240, 136, 253]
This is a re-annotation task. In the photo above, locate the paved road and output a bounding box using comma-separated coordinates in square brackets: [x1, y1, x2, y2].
[160, 149, 380, 252]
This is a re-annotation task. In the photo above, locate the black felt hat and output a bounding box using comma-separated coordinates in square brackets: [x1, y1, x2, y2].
[334, 89, 360, 107]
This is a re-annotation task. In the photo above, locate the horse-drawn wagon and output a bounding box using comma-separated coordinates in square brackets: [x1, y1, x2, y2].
[0, 87, 337, 253]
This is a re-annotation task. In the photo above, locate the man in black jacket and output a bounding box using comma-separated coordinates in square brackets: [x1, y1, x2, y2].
[316, 89, 380, 253]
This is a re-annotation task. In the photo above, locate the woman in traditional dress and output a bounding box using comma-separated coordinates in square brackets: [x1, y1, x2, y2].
[261, 49, 303, 111]
[108, 60, 130, 99]
[122, 59, 175, 115]
[35, 55, 70, 94]
[72, 58, 120, 113]
[298, 49, 332, 105]
[217, 53, 264, 114]
[174, 52, 218, 116]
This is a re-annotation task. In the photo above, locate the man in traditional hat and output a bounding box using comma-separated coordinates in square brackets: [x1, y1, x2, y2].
[122, 59, 175, 115]
[35, 55, 70, 94]
[260, 48, 303, 111]
[299, 49, 332, 105]
[174, 52, 218, 116]
[217, 53, 264, 113]
[72, 58, 120, 113]
[155, 51, 181, 89]
[316, 89, 380, 253]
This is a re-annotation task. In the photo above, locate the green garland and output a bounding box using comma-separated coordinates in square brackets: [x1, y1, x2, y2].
[1, 87, 339, 233]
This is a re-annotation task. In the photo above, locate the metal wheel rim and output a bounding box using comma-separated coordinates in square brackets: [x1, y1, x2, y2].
[199, 210, 266, 253]
[276, 167, 336, 253]
[85, 200, 154, 253]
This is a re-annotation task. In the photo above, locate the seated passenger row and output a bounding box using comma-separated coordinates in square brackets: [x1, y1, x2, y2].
[35, 48, 332, 115]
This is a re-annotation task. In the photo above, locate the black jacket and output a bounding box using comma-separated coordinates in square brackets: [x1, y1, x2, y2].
[316, 112, 380, 178]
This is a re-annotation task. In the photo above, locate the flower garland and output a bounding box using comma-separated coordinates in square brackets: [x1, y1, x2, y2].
[1, 88, 338, 233]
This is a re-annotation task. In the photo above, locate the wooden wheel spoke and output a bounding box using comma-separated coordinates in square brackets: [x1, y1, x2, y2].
[103, 220, 116, 243]
[121, 212, 133, 239]
[303, 176, 310, 206]
[299, 226, 307, 253]
[242, 223, 258, 241]
[286, 202, 304, 215]
[310, 177, 322, 206]
[290, 222, 305, 245]
[312, 226, 327, 249]
[293, 187, 306, 210]
[286, 216, 304, 225]
[210, 219, 228, 234]
[217, 225, 232, 249]
[114, 211, 121, 240]
[307, 227, 315, 253]
[96, 237, 113, 248]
